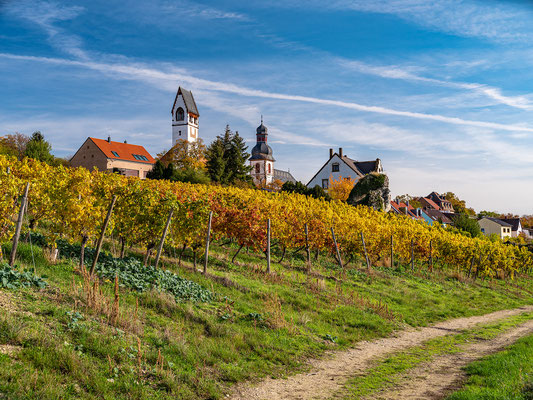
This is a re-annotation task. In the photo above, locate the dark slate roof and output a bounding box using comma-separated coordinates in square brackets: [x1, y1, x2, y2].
[274, 169, 296, 184]
[257, 123, 267, 134]
[484, 217, 513, 227]
[499, 218, 521, 231]
[342, 156, 379, 175]
[425, 209, 454, 224]
[180, 87, 199, 115]
[249, 142, 275, 161]
[172, 87, 199, 116]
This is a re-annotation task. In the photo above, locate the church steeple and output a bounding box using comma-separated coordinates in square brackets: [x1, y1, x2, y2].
[171, 87, 199, 145]
[249, 117, 275, 186]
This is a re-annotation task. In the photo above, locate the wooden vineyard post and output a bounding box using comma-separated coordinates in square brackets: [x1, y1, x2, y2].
[9, 183, 30, 267]
[361, 232, 371, 270]
[154, 208, 174, 269]
[304, 223, 311, 272]
[203, 211, 213, 275]
[331, 227, 343, 270]
[467, 256, 474, 278]
[410, 239, 415, 272]
[390, 234, 394, 268]
[429, 240, 433, 272]
[266, 219, 271, 273]
[89, 195, 117, 276]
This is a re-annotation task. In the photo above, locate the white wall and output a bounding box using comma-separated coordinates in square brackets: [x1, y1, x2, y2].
[307, 154, 360, 189]
[250, 159, 274, 185]
[171, 94, 198, 145]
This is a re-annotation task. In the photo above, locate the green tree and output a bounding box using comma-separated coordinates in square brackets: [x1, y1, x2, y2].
[453, 213, 481, 238]
[206, 125, 252, 186]
[24, 131, 53, 163]
[477, 210, 501, 219]
[281, 181, 331, 200]
[147, 160, 165, 179]
[444, 192, 476, 216]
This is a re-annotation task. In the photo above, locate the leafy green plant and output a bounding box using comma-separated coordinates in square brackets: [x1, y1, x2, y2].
[65, 311, 84, 330]
[0, 263, 48, 289]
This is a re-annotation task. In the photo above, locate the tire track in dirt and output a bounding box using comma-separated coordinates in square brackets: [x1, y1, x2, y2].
[366, 318, 533, 400]
[229, 305, 533, 400]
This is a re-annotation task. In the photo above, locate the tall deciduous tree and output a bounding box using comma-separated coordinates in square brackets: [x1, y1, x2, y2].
[328, 175, 356, 201]
[157, 138, 206, 170]
[0, 132, 30, 160]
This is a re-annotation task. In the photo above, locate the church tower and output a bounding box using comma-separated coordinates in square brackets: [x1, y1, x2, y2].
[171, 87, 199, 145]
[249, 118, 275, 185]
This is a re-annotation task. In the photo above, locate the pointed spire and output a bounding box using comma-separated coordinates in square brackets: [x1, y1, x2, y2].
[261, 114, 263, 124]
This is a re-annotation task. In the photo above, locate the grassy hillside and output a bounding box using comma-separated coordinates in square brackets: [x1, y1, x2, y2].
[1, 237, 532, 399]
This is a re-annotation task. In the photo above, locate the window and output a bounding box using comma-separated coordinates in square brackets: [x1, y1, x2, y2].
[111, 151, 119, 157]
[179, 130, 181, 136]
[481, 228, 485, 233]
[322, 179, 329, 189]
[332, 163, 339, 172]
[176, 108, 184, 121]
[255, 164, 260, 173]
[268, 163, 271, 173]
[132, 154, 148, 161]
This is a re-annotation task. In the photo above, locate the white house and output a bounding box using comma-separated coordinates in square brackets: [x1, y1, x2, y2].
[307, 148, 383, 189]
[171, 87, 199, 145]
[499, 218, 523, 238]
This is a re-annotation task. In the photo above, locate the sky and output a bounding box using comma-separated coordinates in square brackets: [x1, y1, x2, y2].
[1, 0, 533, 214]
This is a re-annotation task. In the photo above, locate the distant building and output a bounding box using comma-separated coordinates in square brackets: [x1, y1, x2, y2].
[426, 192, 454, 213]
[171, 87, 199, 145]
[307, 148, 382, 189]
[499, 218, 523, 238]
[70, 137, 155, 179]
[249, 119, 296, 186]
[478, 217, 512, 239]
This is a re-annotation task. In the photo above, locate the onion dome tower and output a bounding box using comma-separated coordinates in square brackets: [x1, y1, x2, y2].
[249, 117, 275, 185]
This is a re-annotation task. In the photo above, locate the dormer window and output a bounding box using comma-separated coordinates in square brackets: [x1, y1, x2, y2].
[111, 151, 119, 157]
[176, 108, 184, 121]
[332, 163, 339, 172]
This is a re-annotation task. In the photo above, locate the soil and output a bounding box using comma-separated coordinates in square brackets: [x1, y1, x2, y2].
[229, 305, 533, 400]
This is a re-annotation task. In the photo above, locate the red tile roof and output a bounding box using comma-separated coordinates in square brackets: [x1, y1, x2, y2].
[90, 138, 155, 164]
[421, 197, 440, 210]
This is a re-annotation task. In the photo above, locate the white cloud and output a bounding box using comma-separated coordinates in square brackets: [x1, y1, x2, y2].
[2, 52, 533, 135]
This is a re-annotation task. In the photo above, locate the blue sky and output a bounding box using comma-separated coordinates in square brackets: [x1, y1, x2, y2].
[1, 0, 533, 214]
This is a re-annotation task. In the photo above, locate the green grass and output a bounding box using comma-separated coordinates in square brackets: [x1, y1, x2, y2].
[340, 312, 533, 399]
[446, 334, 533, 400]
[0, 238, 532, 400]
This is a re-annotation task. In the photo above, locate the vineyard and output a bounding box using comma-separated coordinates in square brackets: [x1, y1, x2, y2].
[0, 155, 531, 278]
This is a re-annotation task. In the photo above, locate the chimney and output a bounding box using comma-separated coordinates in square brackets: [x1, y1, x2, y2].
[124, 140, 127, 144]
[329, 148, 333, 158]
[339, 147, 343, 158]
[107, 136, 111, 143]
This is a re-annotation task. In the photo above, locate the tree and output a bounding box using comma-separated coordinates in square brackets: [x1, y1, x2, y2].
[477, 210, 501, 219]
[158, 139, 206, 170]
[0, 132, 30, 159]
[24, 131, 53, 163]
[281, 181, 331, 200]
[347, 173, 391, 211]
[206, 125, 252, 186]
[395, 194, 422, 208]
[444, 192, 475, 216]
[328, 175, 356, 201]
[453, 213, 481, 237]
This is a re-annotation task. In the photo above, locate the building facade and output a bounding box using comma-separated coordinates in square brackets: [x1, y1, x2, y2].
[307, 148, 383, 189]
[478, 217, 512, 239]
[70, 137, 155, 179]
[171, 87, 199, 146]
[249, 119, 295, 186]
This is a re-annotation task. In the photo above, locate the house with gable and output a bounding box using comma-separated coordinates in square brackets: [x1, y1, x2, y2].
[478, 217, 513, 239]
[307, 148, 383, 190]
[499, 218, 523, 238]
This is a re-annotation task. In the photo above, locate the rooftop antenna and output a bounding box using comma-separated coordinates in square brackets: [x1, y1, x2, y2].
[261, 114, 263, 124]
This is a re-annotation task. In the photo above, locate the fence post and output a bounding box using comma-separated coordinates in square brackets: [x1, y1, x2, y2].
[9, 183, 30, 267]
[154, 208, 174, 269]
[304, 223, 311, 272]
[89, 195, 117, 275]
[203, 211, 213, 275]
[411, 239, 414, 272]
[361, 232, 371, 270]
[331, 227, 343, 270]
[429, 239, 433, 272]
[390, 234, 394, 268]
[266, 219, 271, 273]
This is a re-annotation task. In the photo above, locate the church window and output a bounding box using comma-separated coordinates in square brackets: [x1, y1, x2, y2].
[111, 151, 119, 157]
[176, 108, 184, 121]
[255, 164, 260, 173]
[332, 163, 339, 172]
[179, 130, 181, 136]
[268, 163, 271, 174]
[322, 179, 329, 189]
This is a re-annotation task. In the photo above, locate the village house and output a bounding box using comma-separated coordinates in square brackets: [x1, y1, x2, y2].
[424, 192, 454, 213]
[478, 217, 513, 239]
[499, 218, 523, 238]
[307, 148, 382, 189]
[70, 137, 155, 179]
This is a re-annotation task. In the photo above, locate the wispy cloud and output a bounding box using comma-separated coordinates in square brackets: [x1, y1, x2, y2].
[4, 0, 86, 58]
[340, 59, 533, 110]
[2, 52, 533, 134]
[323, 0, 532, 42]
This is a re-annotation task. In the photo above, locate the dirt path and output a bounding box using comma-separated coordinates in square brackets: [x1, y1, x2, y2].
[229, 305, 533, 400]
[370, 318, 533, 399]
